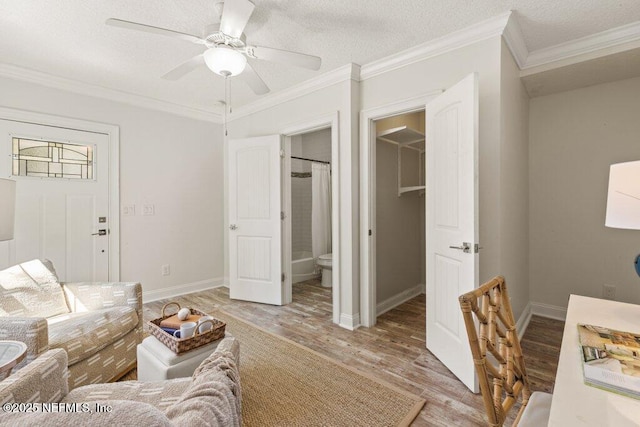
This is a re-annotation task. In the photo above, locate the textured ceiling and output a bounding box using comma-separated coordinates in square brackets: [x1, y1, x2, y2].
[1, 0, 639, 113]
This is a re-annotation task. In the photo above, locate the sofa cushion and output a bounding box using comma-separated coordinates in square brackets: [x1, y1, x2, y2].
[0, 259, 70, 318]
[48, 306, 138, 365]
[166, 338, 242, 427]
[0, 348, 68, 404]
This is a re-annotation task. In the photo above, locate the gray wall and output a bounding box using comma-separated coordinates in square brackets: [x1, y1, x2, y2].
[530, 75, 640, 309]
[290, 129, 332, 255]
[499, 40, 531, 319]
[375, 112, 425, 306]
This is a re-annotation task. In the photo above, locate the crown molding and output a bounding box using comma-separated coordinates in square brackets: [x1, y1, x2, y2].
[360, 11, 512, 81]
[230, 63, 360, 121]
[523, 20, 640, 71]
[3, 12, 640, 123]
[0, 63, 221, 123]
[502, 12, 528, 69]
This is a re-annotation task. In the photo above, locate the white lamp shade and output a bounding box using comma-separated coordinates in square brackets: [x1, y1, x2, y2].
[203, 47, 247, 77]
[0, 178, 16, 241]
[605, 160, 640, 230]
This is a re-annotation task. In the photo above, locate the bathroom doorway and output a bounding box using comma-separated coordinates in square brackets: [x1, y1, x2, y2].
[281, 115, 339, 324]
[288, 128, 333, 314]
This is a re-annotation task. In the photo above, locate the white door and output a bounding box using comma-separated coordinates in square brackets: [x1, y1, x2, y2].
[0, 119, 110, 281]
[228, 135, 283, 305]
[425, 73, 479, 392]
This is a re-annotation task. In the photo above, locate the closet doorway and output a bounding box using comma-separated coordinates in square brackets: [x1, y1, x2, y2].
[373, 111, 426, 316]
[360, 74, 480, 392]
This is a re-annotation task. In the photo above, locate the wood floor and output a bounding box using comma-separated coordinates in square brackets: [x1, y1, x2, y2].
[142, 279, 564, 426]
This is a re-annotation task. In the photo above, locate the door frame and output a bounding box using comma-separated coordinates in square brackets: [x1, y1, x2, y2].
[359, 92, 441, 327]
[0, 106, 121, 280]
[281, 112, 340, 324]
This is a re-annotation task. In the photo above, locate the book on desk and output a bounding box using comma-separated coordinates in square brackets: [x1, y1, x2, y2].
[578, 323, 640, 399]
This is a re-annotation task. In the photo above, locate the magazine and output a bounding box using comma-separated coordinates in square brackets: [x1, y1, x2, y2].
[578, 323, 640, 399]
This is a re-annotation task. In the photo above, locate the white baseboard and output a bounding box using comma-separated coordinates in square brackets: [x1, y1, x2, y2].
[376, 284, 423, 316]
[515, 302, 533, 340]
[339, 313, 361, 330]
[142, 277, 226, 303]
[530, 301, 568, 321]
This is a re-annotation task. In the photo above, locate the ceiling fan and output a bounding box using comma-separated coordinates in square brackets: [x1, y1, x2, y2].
[106, 0, 322, 95]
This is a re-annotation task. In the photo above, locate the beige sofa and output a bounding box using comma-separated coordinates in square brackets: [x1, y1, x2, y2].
[0, 337, 241, 427]
[0, 259, 142, 389]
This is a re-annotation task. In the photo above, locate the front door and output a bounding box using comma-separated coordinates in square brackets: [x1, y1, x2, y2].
[228, 135, 283, 305]
[0, 119, 110, 281]
[425, 73, 479, 392]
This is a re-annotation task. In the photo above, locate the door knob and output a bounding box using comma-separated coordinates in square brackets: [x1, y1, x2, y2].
[229, 224, 238, 230]
[92, 229, 107, 236]
[449, 242, 471, 253]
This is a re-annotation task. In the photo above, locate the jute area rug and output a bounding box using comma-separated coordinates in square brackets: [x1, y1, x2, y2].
[214, 310, 425, 426]
[124, 311, 426, 426]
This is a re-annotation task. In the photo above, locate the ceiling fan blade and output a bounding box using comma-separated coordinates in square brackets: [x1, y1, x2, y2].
[106, 18, 205, 45]
[161, 54, 205, 80]
[219, 0, 255, 39]
[239, 62, 270, 95]
[249, 46, 321, 71]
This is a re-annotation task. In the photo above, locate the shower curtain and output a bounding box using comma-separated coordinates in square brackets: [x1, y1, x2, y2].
[311, 163, 331, 259]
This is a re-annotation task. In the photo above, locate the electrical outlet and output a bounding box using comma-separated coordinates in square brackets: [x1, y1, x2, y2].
[602, 284, 616, 300]
[161, 264, 170, 276]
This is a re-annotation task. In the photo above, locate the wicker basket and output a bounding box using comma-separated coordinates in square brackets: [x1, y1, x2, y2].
[147, 302, 226, 354]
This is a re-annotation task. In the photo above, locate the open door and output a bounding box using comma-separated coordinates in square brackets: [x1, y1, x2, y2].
[425, 73, 479, 392]
[228, 135, 283, 305]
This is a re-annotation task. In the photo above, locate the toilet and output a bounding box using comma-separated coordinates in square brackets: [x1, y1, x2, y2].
[316, 254, 332, 288]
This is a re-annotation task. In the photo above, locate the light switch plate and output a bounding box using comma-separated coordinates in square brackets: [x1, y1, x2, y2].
[123, 205, 136, 216]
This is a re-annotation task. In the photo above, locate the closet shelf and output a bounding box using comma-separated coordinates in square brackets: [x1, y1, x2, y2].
[377, 125, 425, 197]
[377, 125, 425, 152]
[399, 186, 425, 195]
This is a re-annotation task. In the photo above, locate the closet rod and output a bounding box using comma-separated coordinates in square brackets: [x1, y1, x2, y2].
[291, 156, 330, 165]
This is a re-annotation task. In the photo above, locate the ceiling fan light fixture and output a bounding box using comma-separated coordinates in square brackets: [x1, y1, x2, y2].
[203, 46, 247, 77]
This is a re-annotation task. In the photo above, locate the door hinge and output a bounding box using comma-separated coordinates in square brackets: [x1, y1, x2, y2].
[281, 273, 285, 282]
[368, 229, 372, 236]
[279, 149, 285, 158]
[281, 211, 286, 220]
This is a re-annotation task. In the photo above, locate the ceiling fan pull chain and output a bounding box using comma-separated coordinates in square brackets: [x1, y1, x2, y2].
[224, 75, 230, 137]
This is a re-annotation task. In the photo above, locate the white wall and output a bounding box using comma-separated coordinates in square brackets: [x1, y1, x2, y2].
[360, 36, 535, 321]
[530, 75, 640, 309]
[226, 75, 360, 327]
[359, 37, 525, 315]
[499, 40, 530, 319]
[0, 77, 225, 301]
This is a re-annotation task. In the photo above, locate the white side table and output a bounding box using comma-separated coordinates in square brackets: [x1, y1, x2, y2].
[0, 341, 27, 380]
[137, 334, 228, 381]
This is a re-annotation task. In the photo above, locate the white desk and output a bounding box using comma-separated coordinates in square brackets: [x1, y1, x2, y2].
[549, 295, 640, 426]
